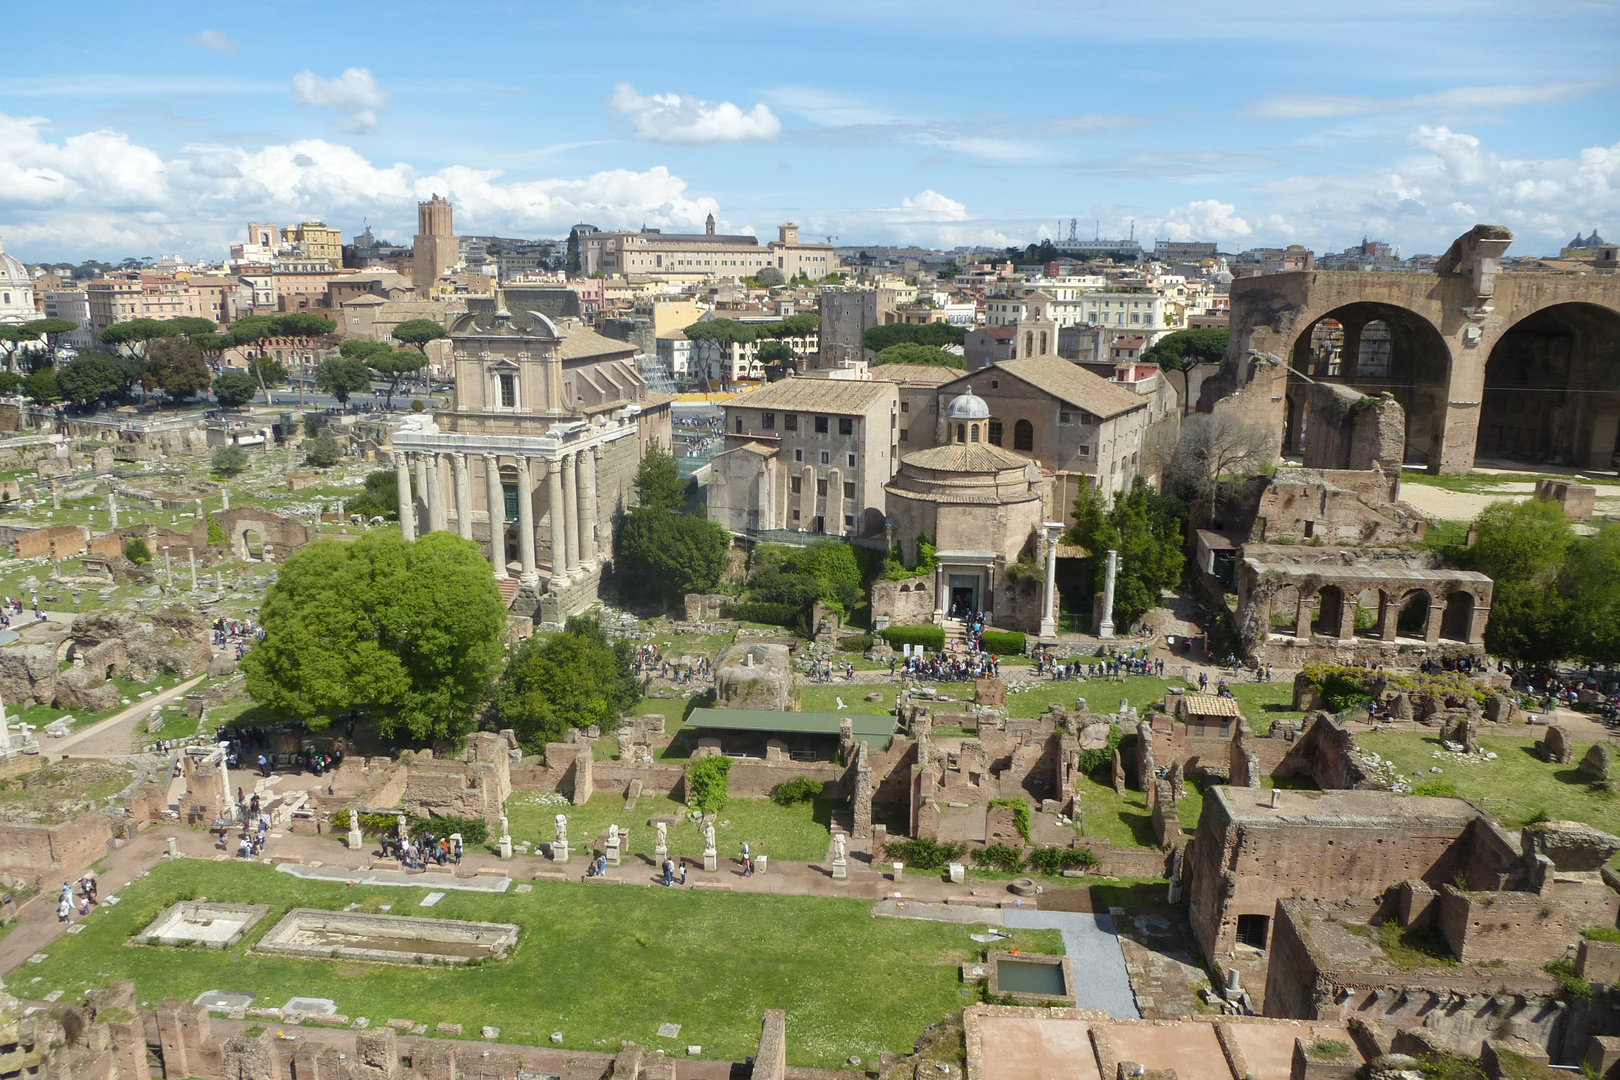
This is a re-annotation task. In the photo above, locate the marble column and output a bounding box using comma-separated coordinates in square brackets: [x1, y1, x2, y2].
[484, 454, 506, 579]
[413, 453, 430, 536]
[580, 446, 600, 564]
[452, 454, 473, 541]
[427, 454, 449, 533]
[516, 456, 537, 586]
[562, 452, 582, 574]
[547, 457, 569, 583]
[1098, 549, 1117, 639]
[1039, 522, 1063, 638]
[395, 453, 416, 542]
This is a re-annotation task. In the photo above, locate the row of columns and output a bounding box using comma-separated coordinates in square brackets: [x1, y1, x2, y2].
[395, 447, 602, 589]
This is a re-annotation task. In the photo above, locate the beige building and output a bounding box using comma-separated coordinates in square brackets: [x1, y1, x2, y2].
[279, 221, 343, 267]
[86, 274, 227, 333]
[582, 220, 839, 282]
[709, 377, 899, 536]
[391, 305, 673, 625]
[413, 195, 459, 298]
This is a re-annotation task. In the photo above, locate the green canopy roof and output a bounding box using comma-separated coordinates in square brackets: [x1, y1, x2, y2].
[684, 708, 896, 748]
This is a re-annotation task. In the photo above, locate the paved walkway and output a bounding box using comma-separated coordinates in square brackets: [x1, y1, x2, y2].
[45, 675, 207, 758]
[1004, 908, 1140, 1019]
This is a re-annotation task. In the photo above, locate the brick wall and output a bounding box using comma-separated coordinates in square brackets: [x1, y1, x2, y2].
[0, 811, 114, 881]
[1438, 885, 1575, 964]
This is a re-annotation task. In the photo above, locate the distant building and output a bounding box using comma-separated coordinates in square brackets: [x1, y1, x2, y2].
[413, 195, 460, 298]
[280, 221, 343, 267]
[40, 290, 95, 348]
[0, 237, 36, 324]
[581, 223, 839, 282]
[1153, 240, 1217, 261]
[1561, 228, 1608, 261]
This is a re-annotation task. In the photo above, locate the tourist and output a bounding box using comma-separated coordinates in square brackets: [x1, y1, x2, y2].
[662, 859, 674, 886]
[452, 836, 462, 864]
[237, 835, 252, 858]
[740, 841, 750, 867]
[58, 897, 71, 923]
[745, 855, 755, 877]
[78, 896, 90, 918]
[81, 875, 97, 904]
[679, 863, 687, 886]
[258, 753, 270, 777]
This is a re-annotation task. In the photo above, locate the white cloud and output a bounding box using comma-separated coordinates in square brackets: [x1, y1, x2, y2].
[1245, 79, 1604, 119]
[896, 190, 968, 221]
[291, 68, 391, 133]
[608, 84, 780, 144]
[0, 111, 722, 259]
[1146, 199, 1256, 242]
[183, 30, 235, 52]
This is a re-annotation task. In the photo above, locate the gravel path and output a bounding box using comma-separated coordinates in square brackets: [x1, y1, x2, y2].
[1004, 908, 1140, 1019]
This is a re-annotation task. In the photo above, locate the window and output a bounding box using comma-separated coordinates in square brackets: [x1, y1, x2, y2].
[844, 514, 855, 529]
[1303, 520, 1315, 539]
[498, 373, 517, 408]
[785, 413, 798, 431]
[735, 416, 743, 434]
[847, 453, 857, 467]
[838, 417, 853, 436]
[1236, 914, 1269, 950]
[1080, 444, 1091, 455]
[820, 451, 830, 465]
[790, 476, 801, 494]
[970, 424, 980, 443]
[900, 429, 909, 442]
[1059, 411, 1073, 424]
[988, 421, 1003, 445]
[792, 508, 800, 521]
[502, 484, 519, 522]
[816, 479, 828, 496]
[1014, 419, 1034, 451]
[814, 415, 829, 433]
[900, 401, 909, 413]
[762, 412, 775, 430]
[956, 423, 966, 444]
[843, 481, 855, 499]
[794, 448, 803, 463]
[990, 379, 998, 389]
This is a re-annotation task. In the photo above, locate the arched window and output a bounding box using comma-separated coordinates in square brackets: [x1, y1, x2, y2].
[1025, 331, 1034, 356]
[970, 424, 980, 443]
[1013, 419, 1034, 452]
[1039, 331, 1048, 355]
[956, 423, 965, 443]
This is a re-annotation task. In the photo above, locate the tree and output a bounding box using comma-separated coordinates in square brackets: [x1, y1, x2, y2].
[874, 342, 964, 368]
[191, 333, 233, 372]
[56, 351, 142, 407]
[99, 318, 183, 358]
[16, 318, 79, 365]
[123, 538, 152, 564]
[273, 314, 337, 407]
[240, 531, 505, 740]
[683, 319, 757, 385]
[167, 316, 221, 338]
[1167, 412, 1274, 525]
[493, 615, 641, 750]
[755, 339, 796, 377]
[211, 444, 250, 477]
[248, 356, 289, 386]
[212, 370, 259, 408]
[345, 469, 400, 519]
[391, 318, 449, 354]
[314, 355, 373, 405]
[0, 325, 20, 371]
[304, 435, 342, 467]
[365, 349, 427, 409]
[1467, 498, 1575, 667]
[144, 336, 212, 401]
[615, 510, 731, 605]
[752, 266, 785, 286]
[863, 322, 966, 352]
[1142, 328, 1228, 371]
[24, 367, 59, 403]
[228, 316, 283, 403]
[1564, 522, 1620, 666]
[1066, 478, 1186, 630]
[0, 372, 23, 395]
[633, 437, 687, 513]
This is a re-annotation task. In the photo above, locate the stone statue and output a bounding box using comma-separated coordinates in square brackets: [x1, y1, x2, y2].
[608, 824, 619, 844]
[703, 821, 717, 853]
[833, 833, 847, 862]
[396, 814, 407, 839]
[554, 814, 568, 846]
[499, 815, 510, 839]
[655, 821, 667, 849]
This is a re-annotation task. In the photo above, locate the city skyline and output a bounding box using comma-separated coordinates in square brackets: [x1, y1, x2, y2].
[0, 0, 1616, 261]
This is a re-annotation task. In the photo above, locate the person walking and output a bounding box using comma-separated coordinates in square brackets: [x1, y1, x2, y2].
[679, 862, 687, 886]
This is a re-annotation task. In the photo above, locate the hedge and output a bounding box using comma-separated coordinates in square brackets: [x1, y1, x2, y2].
[724, 601, 800, 626]
[883, 624, 945, 650]
[885, 837, 968, 870]
[980, 630, 1026, 655]
[329, 810, 489, 844]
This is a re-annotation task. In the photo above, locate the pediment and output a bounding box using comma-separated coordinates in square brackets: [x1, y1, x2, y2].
[485, 358, 521, 371]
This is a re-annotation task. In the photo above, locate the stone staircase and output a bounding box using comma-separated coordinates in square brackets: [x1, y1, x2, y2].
[497, 578, 522, 610]
[941, 617, 968, 647]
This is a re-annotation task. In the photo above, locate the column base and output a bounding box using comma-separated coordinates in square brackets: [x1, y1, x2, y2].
[703, 851, 718, 872]
[831, 858, 848, 880]
[552, 843, 570, 863]
[1038, 618, 1057, 638]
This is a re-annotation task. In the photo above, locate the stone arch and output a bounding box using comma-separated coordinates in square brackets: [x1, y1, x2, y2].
[1478, 302, 1620, 469]
[1396, 590, 1430, 638]
[1039, 330, 1048, 355]
[1269, 583, 1300, 635]
[1440, 590, 1474, 642]
[1013, 419, 1034, 452]
[1025, 331, 1034, 357]
[1288, 301, 1451, 467]
[233, 521, 268, 561]
[1313, 584, 1345, 637]
[1353, 588, 1381, 638]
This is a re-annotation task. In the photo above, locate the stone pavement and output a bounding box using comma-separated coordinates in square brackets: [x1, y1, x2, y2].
[1114, 909, 1209, 1019]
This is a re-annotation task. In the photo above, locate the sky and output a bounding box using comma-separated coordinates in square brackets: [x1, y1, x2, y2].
[1, 0, 1617, 263]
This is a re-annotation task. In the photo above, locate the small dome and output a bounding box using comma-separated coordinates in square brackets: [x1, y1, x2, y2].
[945, 387, 990, 420]
[0, 237, 27, 288]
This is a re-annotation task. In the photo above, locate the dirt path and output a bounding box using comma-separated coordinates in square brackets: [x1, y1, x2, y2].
[46, 675, 207, 759]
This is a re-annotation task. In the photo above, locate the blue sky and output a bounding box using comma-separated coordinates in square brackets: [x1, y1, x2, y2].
[1, 0, 1617, 261]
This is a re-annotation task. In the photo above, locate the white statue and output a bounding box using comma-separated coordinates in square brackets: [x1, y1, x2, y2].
[703, 821, 717, 853]
[499, 815, 510, 840]
[396, 814, 407, 839]
[608, 824, 619, 844]
[655, 821, 668, 848]
[554, 814, 568, 846]
[833, 833, 847, 862]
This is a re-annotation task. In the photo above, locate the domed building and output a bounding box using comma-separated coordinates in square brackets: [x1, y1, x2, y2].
[882, 389, 1057, 628]
[0, 236, 35, 325]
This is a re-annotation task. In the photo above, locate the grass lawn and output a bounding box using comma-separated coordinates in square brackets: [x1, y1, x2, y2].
[28, 860, 1060, 1068]
[503, 790, 843, 863]
[1005, 675, 1187, 719]
[1358, 730, 1620, 861]
[1220, 681, 1304, 736]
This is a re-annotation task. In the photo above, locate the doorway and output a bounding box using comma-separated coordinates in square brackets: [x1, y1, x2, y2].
[948, 574, 979, 617]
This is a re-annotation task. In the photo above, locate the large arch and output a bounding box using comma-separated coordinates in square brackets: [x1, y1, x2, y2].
[1288, 301, 1452, 467]
[1478, 302, 1620, 471]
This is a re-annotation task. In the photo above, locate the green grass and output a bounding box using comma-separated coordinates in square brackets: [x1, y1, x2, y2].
[27, 859, 1060, 1068]
[503, 790, 842, 863]
[1358, 731, 1620, 865]
[6, 671, 188, 734]
[1220, 681, 1304, 736]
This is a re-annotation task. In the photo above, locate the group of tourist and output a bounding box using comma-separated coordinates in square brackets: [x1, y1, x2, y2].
[1509, 671, 1620, 719]
[892, 647, 1002, 682]
[295, 745, 343, 776]
[1034, 650, 1163, 680]
[634, 644, 711, 682]
[380, 829, 462, 869]
[55, 875, 97, 922]
[806, 659, 856, 682]
[1, 595, 48, 626]
[215, 723, 277, 772]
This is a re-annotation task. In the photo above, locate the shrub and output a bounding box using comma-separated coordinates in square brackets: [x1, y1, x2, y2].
[421, 814, 489, 844]
[686, 754, 732, 814]
[211, 444, 249, 477]
[885, 838, 967, 870]
[989, 797, 1031, 842]
[838, 632, 873, 653]
[972, 843, 1026, 873]
[1026, 847, 1099, 875]
[305, 435, 342, 468]
[1307, 1039, 1351, 1061]
[1546, 957, 1593, 1001]
[980, 630, 1026, 655]
[123, 538, 152, 565]
[884, 624, 945, 651]
[1075, 723, 1123, 776]
[723, 601, 800, 626]
[1584, 926, 1620, 943]
[771, 776, 824, 805]
[410, 400, 426, 412]
[1411, 777, 1458, 797]
[206, 514, 226, 546]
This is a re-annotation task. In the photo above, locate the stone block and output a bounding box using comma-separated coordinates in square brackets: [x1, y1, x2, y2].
[1578, 939, 1620, 986]
[1540, 725, 1574, 764]
[1524, 820, 1620, 871]
[1586, 1035, 1620, 1077]
[1581, 744, 1612, 781]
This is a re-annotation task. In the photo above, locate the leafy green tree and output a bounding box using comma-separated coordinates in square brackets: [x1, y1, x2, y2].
[783, 540, 862, 614]
[683, 319, 757, 383]
[24, 367, 59, 403]
[1564, 522, 1620, 666]
[862, 322, 965, 352]
[493, 615, 641, 750]
[752, 266, 785, 286]
[633, 437, 687, 513]
[211, 444, 250, 477]
[1067, 478, 1186, 629]
[57, 351, 141, 407]
[206, 515, 227, 546]
[365, 349, 427, 409]
[339, 338, 392, 361]
[755, 339, 796, 377]
[1468, 498, 1575, 667]
[143, 336, 212, 401]
[100, 317, 183, 357]
[685, 755, 732, 813]
[874, 342, 964, 368]
[1142, 328, 1228, 371]
[123, 538, 152, 564]
[273, 312, 337, 341]
[167, 316, 220, 338]
[16, 318, 79, 364]
[248, 356, 289, 386]
[0, 325, 21, 371]
[0, 372, 23, 395]
[756, 313, 820, 339]
[615, 510, 731, 605]
[227, 316, 283, 403]
[305, 435, 343, 467]
[391, 318, 449, 354]
[212, 370, 258, 408]
[314, 355, 372, 405]
[190, 333, 232, 371]
[345, 470, 400, 519]
[240, 531, 506, 740]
